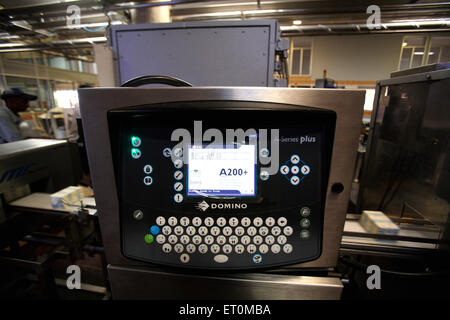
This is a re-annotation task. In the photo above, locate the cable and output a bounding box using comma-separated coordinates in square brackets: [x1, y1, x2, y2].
[120, 75, 193, 88]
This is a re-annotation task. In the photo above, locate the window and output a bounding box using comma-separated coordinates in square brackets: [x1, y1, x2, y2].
[290, 38, 312, 76]
[398, 36, 450, 70]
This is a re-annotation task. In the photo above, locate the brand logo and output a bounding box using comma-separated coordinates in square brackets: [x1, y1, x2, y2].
[195, 201, 248, 211]
[0, 163, 35, 184]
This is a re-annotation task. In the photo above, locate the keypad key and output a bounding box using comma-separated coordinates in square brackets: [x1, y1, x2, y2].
[211, 226, 220, 236]
[223, 244, 232, 254]
[229, 235, 238, 245]
[271, 244, 281, 254]
[156, 216, 166, 226]
[205, 217, 214, 227]
[217, 235, 226, 245]
[283, 226, 293, 236]
[199, 226, 208, 236]
[277, 217, 287, 227]
[259, 226, 269, 236]
[174, 244, 184, 253]
[253, 235, 263, 245]
[223, 226, 232, 236]
[241, 235, 251, 245]
[180, 235, 189, 244]
[217, 217, 226, 227]
[265, 217, 275, 227]
[229, 217, 239, 227]
[162, 243, 172, 253]
[186, 226, 196, 236]
[186, 244, 196, 253]
[180, 253, 190, 263]
[156, 234, 166, 244]
[162, 226, 172, 235]
[247, 244, 257, 254]
[300, 218, 311, 229]
[283, 244, 293, 254]
[265, 235, 275, 245]
[168, 216, 178, 226]
[180, 217, 190, 226]
[241, 217, 251, 227]
[192, 235, 202, 245]
[271, 226, 281, 236]
[259, 244, 269, 254]
[248, 226, 257, 236]
[211, 244, 220, 254]
[277, 235, 287, 245]
[235, 226, 245, 236]
[168, 235, 178, 244]
[174, 226, 183, 235]
[199, 244, 208, 254]
[205, 235, 214, 245]
[253, 217, 263, 227]
[235, 244, 245, 254]
[192, 217, 202, 226]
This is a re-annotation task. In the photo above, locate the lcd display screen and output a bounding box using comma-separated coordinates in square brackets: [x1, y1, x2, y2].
[187, 145, 256, 197]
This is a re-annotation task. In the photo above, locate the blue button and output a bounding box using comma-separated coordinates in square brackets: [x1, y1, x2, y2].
[150, 225, 160, 235]
[252, 254, 262, 264]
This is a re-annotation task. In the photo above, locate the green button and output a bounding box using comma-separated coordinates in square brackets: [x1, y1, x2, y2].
[300, 206, 310, 217]
[144, 234, 154, 244]
[300, 230, 310, 240]
[131, 136, 141, 147]
[300, 218, 311, 229]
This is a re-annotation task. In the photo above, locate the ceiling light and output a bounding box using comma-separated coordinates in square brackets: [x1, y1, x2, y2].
[293, 20, 302, 25]
[402, 42, 407, 47]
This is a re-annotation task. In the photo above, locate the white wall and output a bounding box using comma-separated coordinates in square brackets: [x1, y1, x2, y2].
[310, 34, 403, 81]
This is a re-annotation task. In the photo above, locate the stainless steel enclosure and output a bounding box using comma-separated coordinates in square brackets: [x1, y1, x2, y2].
[79, 87, 364, 299]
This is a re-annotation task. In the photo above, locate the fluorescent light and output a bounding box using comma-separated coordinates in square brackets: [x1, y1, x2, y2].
[293, 20, 302, 25]
[414, 52, 424, 55]
[0, 42, 26, 48]
[402, 42, 407, 47]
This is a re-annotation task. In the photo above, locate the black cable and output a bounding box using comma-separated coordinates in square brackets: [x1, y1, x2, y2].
[120, 75, 193, 87]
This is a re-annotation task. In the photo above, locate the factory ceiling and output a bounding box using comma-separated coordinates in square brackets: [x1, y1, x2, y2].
[0, 0, 449, 60]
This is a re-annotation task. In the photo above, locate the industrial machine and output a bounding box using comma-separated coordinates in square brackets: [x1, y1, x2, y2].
[79, 86, 365, 299]
[107, 20, 289, 87]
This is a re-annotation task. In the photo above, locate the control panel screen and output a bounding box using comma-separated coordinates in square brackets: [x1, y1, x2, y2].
[187, 145, 256, 197]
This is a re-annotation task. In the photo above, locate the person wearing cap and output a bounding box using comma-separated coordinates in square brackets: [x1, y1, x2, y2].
[0, 87, 36, 143]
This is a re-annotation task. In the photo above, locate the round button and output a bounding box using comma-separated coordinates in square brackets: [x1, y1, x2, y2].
[162, 226, 171, 235]
[271, 244, 281, 254]
[217, 217, 226, 227]
[156, 216, 165, 226]
[180, 253, 190, 263]
[229, 217, 238, 227]
[229, 235, 238, 245]
[271, 226, 281, 236]
[186, 226, 196, 235]
[162, 243, 172, 253]
[144, 234, 154, 244]
[156, 234, 165, 244]
[283, 244, 293, 254]
[180, 235, 189, 244]
[205, 217, 214, 227]
[168, 216, 178, 226]
[173, 159, 183, 169]
[280, 165, 290, 175]
[143, 176, 153, 186]
[205, 235, 214, 245]
[290, 175, 300, 186]
[131, 136, 141, 147]
[223, 226, 232, 236]
[174, 182, 184, 192]
[253, 217, 263, 227]
[265, 217, 275, 227]
[211, 244, 220, 254]
[211, 226, 220, 236]
[174, 170, 183, 180]
[248, 226, 257, 236]
[168, 235, 178, 244]
[174, 244, 184, 253]
[241, 235, 251, 245]
[300, 207, 311, 217]
[199, 244, 208, 254]
[174, 226, 183, 235]
[253, 235, 263, 245]
[217, 235, 226, 245]
[277, 235, 287, 245]
[260, 148, 269, 158]
[259, 244, 269, 254]
[223, 244, 232, 254]
[143, 164, 153, 174]
[163, 148, 172, 157]
[150, 225, 160, 235]
[283, 226, 293, 236]
[300, 230, 311, 240]
[235, 226, 245, 236]
[277, 217, 288, 227]
[241, 217, 251, 227]
[235, 244, 244, 254]
[192, 217, 202, 226]
[300, 218, 311, 229]
[247, 244, 257, 254]
[265, 235, 275, 245]
[199, 226, 208, 236]
[180, 217, 189, 226]
[173, 147, 183, 157]
[187, 244, 196, 253]
[259, 226, 269, 236]
[131, 148, 141, 159]
[301, 165, 310, 175]
[252, 254, 262, 264]
[133, 210, 144, 220]
[290, 154, 300, 164]
[260, 170, 269, 181]
[174, 193, 183, 203]
[192, 235, 202, 245]
[291, 165, 299, 174]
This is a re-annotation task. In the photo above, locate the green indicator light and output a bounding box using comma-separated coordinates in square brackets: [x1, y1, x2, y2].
[131, 136, 141, 147]
[144, 234, 154, 244]
[131, 148, 141, 159]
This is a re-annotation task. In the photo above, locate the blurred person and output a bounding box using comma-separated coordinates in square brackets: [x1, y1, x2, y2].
[0, 88, 36, 143]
